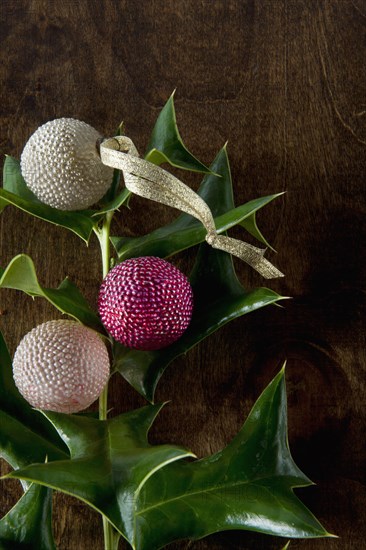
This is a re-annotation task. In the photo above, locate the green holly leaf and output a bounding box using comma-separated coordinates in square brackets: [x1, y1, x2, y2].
[0, 483, 55, 550]
[144, 91, 211, 172]
[111, 192, 281, 261]
[113, 284, 282, 402]
[240, 211, 276, 251]
[113, 147, 285, 402]
[4, 404, 194, 544]
[111, 141, 282, 260]
[131, 369, 332, 550]
[2, 155, 41, 202]
[0, 254, 103, 332]
[94, 187, 131, 216]
[1, 157, 97, 242]
[0, 330, 68, 469]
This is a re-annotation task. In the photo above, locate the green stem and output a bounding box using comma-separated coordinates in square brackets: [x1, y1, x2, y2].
[97, 211, 113, 422]
[94, 211, 116, 549]
[102, 516, 114, 550]
[99, 210, 114, 280]
[99, 382, 108, 421]
[101, 517, 120, 550]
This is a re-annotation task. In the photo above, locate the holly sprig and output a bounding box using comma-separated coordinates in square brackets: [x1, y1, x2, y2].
[0, 93, 333, 548]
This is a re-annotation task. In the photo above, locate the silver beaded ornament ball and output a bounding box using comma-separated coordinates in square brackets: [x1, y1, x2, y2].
[12, 320, 110, 413]
[20, 118, 114, 210]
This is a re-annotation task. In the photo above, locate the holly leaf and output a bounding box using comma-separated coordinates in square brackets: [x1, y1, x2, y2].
[5, 371, 333, 549]
[0, 254, 103, 332]
[94, 187, 131, 216]
[1, 157, 96, 242]
[0, 483, 55, 550]
[3, 404, 194, 544]
[0, 330, 68, 469]
[131, 369, 332, 550]
[111, 138, 282, 260]
[113, 284, 282, 402]
[144, 91, 211, 172]
[2, 155, 41, 202]
[111, 193, 282, 261]
[113, 146, 285, 402]
[240, 211, 276, 251]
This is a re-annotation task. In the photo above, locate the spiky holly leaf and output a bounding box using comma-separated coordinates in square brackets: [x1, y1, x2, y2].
[240, 211, 276, 251]
[5, 371, 332, 549]
[0, 330, 68, 469]
[144, 91, 211, 172]
[0, 254, 103, 332]
[111, 192, 281, 261]
[95, 187, 131, 215]
[131, 369, 332, 550]
[0, 483, 55, 550]
[2, 155, 40, 202]
[4, 404, 194, 544]
[1, 156, 98, 242]
[113, 146, 285, 402]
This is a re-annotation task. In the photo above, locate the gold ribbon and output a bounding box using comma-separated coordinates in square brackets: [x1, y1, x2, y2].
[99, 136, 284, 279]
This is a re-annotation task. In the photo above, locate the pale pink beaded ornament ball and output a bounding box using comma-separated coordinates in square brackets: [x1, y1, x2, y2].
[12, 320, 110, 413]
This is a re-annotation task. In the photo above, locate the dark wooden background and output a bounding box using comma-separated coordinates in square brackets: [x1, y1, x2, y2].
[0, 1, 365, 548]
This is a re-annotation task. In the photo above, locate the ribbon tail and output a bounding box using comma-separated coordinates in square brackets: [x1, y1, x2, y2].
[206, 233, 284, 279]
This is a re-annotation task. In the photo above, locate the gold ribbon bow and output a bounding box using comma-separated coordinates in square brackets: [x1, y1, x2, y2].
[99, 136, 283, 279]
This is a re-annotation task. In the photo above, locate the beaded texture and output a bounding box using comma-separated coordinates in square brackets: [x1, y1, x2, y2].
[20, 118, 114, 210]
[12, 320, 110, 413]
[98, 257, 194, 351]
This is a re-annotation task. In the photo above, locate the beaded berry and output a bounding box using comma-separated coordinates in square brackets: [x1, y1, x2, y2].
[20, 118, 113, 210]
[98, 256, 194, 351]
[12, 320, 110, 413]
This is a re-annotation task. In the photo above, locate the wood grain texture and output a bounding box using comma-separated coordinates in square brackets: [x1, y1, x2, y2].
[0, 0, 365, 548]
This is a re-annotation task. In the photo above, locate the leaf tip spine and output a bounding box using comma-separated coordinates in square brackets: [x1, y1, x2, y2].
[325, 532, 339, 539]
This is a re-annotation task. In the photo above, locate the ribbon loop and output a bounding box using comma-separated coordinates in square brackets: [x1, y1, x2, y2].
[100, 136, 284, 279]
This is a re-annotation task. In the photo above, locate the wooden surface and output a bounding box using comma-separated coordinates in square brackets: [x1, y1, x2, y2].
[0, 0, 365, 548]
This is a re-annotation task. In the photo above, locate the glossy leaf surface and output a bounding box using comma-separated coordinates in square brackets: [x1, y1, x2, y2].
[5, 405, 194, 543]
[0, 330, 68, 469]
[6, 371, 331, 549]
[144, 91, 210, 172]
[1, 157, 96, 242]
[0, 254, 103, 332]
[94, 187, 131, 215]
[113, 285, 282, 403]
[3, 155, 41, 202]
[0, 483, 55, 550]
[133, 369, 331, 550]
[113, 147, 285, 402]
[111, 193, 281, 261]
[240, 211, 276, 251]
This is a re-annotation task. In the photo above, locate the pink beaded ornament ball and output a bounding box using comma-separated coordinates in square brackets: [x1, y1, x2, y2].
[12, 320, 110, 414]
[98, 256, 194, 351]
